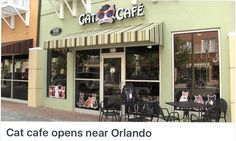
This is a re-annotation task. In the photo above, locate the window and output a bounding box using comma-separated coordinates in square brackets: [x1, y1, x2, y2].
[209, 39, 216, 52]
[126, 46, 160, 101]
[174, 31, 220, 102]
[1, 55, 29, 100]
[201, 39, 216, 53]
[1, 57, 13, 98]
[47, 50, 67, 99]
[201, 40, 208, 53]
[75, 50, 100, 110]
[126, 46, 159, 80]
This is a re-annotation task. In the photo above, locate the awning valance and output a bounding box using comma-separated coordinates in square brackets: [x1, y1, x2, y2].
[44, 22, 163, 49]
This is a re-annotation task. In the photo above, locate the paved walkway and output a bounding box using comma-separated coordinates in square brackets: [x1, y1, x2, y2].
[1, 100, 99, 121]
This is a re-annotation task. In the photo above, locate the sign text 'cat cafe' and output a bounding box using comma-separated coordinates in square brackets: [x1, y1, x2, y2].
[79, 3, 144, 25]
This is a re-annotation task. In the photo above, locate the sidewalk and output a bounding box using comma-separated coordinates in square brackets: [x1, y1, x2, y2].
[1, 100, 98, 121]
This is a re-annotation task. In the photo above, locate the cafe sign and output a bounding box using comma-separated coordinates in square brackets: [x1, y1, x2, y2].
[79, 3, 144, 25]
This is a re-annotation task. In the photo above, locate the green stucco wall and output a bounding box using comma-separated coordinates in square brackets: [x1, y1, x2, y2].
[40, 1, 234, 120]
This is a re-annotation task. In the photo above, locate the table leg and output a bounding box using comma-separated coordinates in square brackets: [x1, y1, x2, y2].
[182, 109, 190, 122]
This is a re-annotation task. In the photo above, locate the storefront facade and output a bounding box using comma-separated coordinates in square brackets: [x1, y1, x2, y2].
[1, 0, 40, 102]
[33, 1, 234, 121]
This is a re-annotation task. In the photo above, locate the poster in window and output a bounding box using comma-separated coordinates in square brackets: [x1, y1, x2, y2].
[49, 85, 66, 99]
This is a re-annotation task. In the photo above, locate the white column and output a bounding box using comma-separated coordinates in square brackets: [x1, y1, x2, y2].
[228, 32, 235, 122]
[28, 48, 46, 107]
[72, 0, 77, 16]
[10, 15, 15, 29]
[60, 0, 65, 19]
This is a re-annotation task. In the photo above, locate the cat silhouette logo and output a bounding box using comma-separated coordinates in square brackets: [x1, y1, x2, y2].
[97, 4, 115, 24]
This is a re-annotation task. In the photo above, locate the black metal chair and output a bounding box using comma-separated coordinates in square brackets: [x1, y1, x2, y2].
[127, 100, 155, 122]
[153, 102, 180, 122]
[190, 106, 221, 122]
[214, 98, 227, 122]
[98, 98, 120, 121]
[127, 100, 144, 121]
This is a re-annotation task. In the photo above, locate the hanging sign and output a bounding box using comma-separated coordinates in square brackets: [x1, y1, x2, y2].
[79, 3, 144, 25]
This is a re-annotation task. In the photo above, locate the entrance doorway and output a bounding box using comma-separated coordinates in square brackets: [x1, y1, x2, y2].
[100, 54, 125, 103]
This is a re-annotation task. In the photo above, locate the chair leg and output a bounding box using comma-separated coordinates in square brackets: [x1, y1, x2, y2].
[99, 112, 102, 121]
[99, 114, 104, 121]
[105, 115, 108, 121]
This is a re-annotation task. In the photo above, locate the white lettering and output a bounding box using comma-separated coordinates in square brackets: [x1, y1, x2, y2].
[91, 14, 97, 23]
[79, 14, 97, 25]
[84, 14, 91, 24]
[79, 4, 145, 25]
[116, 8, 124, 20]
[79, 14, 85, 25]
[131, 5, 138, 17]
[137, 3, 144, 16]
[124, 8, 131, 19]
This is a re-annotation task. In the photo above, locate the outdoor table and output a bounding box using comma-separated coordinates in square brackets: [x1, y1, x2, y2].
[166, 101, 206, 122]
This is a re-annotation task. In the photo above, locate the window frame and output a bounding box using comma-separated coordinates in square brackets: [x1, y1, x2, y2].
[125, 46, 160, 82]
[172, 29, 221, 101]
[46, 50, 67, 99]
[74, 49, 100, 110]
[1, 55, 29, 101]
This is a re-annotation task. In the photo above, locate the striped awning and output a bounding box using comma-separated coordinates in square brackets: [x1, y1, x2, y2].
[44, 22, 163, 49]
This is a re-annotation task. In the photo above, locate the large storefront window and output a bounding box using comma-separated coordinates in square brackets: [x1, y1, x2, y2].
[1, 55, 28, 100]
[174, 30, 220, 101]
[126, 46, 159, 80]
[126, 46, 160, 101]
[75, 50, 100, 110]
[47, 50, 67, 99]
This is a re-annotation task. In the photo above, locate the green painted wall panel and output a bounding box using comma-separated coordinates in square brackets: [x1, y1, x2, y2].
[40, 1, 235, 121]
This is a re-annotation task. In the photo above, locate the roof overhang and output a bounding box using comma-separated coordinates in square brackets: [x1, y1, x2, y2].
[1, 39, 33, 56]
[1, 0, 30, 29]
[44, 22, 164, 49]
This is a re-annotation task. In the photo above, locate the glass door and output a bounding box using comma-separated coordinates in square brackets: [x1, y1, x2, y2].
[101, 54, 125, 104]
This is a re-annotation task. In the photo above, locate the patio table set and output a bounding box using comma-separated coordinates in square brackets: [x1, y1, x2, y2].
[98, 84, 227, 122]
[98, 97, 227, 122]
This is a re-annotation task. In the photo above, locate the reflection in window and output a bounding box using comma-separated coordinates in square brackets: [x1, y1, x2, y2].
[76, 50, 100, 79]
[1, 80, 11, 98]
[75, 50, 100, 110]
[47, 50, 67, 99]
[126, 82, 159, 101]
[13, 81, 28, 100]
[14, 56, 28, 80]
[126, 46, 159, 80]
[174, 31, 220, 101]
[75, 80, 99, 110]
[1, 56, 28, 100]
[1, 57, 13, 79]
